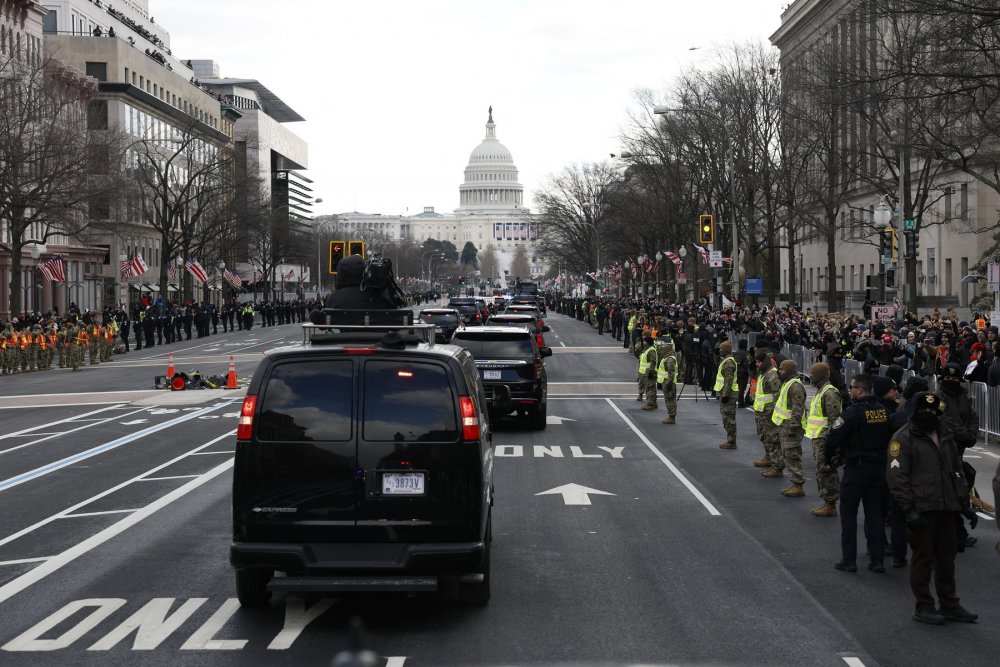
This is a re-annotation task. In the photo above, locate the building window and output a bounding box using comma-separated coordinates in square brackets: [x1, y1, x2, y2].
[42, 11, 57, 34]
[85, 62, 108, 81]
[87, 101, 109, 130]
[960, 183, 968, 221]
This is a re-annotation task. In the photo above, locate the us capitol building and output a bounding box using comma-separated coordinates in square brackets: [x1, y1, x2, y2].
[330, 108, 542, 282]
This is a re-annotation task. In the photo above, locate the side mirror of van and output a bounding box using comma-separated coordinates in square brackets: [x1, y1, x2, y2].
[540, 347, 553, 358]
[542, 325, 551, 333]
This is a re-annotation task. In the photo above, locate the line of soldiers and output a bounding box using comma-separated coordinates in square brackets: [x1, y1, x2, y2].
[2, 317, 119, 373]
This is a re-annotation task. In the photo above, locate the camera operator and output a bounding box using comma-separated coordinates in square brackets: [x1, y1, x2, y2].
[323, 255, 400, 310]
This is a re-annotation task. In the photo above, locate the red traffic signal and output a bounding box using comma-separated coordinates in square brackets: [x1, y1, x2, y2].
[329, 240, 346, 275]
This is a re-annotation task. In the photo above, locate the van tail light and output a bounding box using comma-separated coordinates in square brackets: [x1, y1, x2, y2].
[536, 333, 544, 349]
[237, 395, 257, 440]
[344, 347, 376, 355]
[459, 396, 480, 440]
[533, 359, 543, 379]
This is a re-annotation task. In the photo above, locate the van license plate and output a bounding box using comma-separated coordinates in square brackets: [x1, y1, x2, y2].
[383, 473, 425, 495]
[484, 370, 501, 380]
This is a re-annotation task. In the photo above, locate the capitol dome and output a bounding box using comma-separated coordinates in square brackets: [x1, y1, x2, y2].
[457, 107, 524, 213]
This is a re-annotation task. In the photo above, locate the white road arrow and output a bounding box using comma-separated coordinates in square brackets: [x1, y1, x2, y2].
[119, 419, 149, 425]
[535, 483, 615, 506]
[545, 415, 577, 425]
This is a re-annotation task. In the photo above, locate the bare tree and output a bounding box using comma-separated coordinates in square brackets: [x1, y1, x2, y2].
[509, 244, 530, 282]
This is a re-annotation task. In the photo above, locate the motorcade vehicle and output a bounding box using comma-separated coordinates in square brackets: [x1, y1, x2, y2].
[452, 325, 551, 430]
[509, 293, 546, 315]
[231, 309, 494, 607]
[417, 307, 462, 342]
[487, 312, 550, 349]
[447, 297, 486, 326]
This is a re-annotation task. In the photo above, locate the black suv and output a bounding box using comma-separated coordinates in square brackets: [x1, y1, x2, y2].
[447, 297, 486, 326]
[510, 294, 546, 315]
[417, 307, 461, 342]
[488, 312, 550, 349]
[231, 310, 494, 606]
[452, 325, 551, 430]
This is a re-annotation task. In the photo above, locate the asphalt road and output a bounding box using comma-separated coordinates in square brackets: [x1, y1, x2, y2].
[0, 311, 996, 666]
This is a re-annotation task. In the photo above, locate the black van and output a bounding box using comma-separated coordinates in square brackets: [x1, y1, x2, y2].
[231, 310, 494, 606]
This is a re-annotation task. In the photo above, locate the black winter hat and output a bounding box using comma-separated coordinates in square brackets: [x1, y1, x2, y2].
[902, 376, 929, 400]
[335, 255, 365, 288]
[940, 362, 965, 382]
[884, 364, 905, 387]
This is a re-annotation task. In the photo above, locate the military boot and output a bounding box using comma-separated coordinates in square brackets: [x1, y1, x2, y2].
[752, 457, 772, 468]
[719, 441, 737, 449]
[761, 468, 784, 478]
[811, 501, 837, 517]
[641, 403, 657, 411]
[781, 484, 805, 497]
[661, 416, 675, 424]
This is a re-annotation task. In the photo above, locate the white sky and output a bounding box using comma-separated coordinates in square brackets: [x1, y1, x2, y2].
[153, 0, 788, 218]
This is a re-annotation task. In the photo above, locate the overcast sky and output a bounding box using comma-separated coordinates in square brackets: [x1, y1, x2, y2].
[153, 0, 788, 217]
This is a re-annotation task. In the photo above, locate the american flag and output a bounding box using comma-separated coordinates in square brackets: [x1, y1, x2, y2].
[665, 251, 683, 267]
[631, 263, 638, 279]
[282, 269, 295, 281]
[693, 244, 710, 265]
[39, 256, 66, 282]
[119, 258, 133, 280]
[640, 253, 654, 273]
[184, 258, 209, 284]
[223, 268, 243, 289]
[168, 264, 177, 282]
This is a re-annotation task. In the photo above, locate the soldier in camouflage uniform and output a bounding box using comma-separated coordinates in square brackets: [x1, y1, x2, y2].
[805, 362, 842, 517]
[18, 328, 32, 372]
[714, 340, 739, 449]
[1, 323, 15, 375]
[638, 336, 658, 409]
[56, 324, 69, 368]
[88, 321, 101, 365]
[771, 359, 807, 497]
[657, 339, 679, 424]
[69, 324, 88, 372]
[755, 351, 785, 474]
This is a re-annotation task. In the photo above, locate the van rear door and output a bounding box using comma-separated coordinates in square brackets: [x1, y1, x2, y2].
[354, 358, 483, 543]
[233, 358, 357, 543]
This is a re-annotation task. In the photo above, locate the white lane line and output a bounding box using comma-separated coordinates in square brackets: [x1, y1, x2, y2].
[146, 334, 288, 359]
[0, 557, 51, 566]
[190, 451, 235, 455]
[843, 658, 867, 667]
[137, 475, 200, 482]
[560, 341, 567, 347]
[605, 398, 722, 516]
[0, 405, 126, 441]
[978, 512, 993, 521]
[0, 403, 235, 492]
[0, 457, 235, 605]
[0, 406, 152, 456]
[973, 450, 999, 460]
[0, 403, 130, 409]
[59, 509, 140, 519]
[0, 430, 235, 552]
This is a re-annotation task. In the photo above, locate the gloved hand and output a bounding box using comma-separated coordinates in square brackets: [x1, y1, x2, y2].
[963, 509, 979, 530]
[904, 510, 927, 530]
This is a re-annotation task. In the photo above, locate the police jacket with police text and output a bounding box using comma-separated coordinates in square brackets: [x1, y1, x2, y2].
[886, 422, 967, 514]
[825, 395, 893, 465]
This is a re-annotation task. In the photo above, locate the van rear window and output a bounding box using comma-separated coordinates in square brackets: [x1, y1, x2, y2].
[363, 361, 458, 442]
[257, 361, 353, 442]
[452, 335, 535, 357]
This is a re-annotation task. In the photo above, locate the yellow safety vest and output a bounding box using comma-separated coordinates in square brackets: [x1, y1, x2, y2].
[771, 377, 804, 426]
[805, 383, 839, 438]
[627, 316, 637, 331]
[656, 354, 678, 384]
[713, 356, 739, 392]
[638, 346, 657, 375]
[753, 368, 778, 413]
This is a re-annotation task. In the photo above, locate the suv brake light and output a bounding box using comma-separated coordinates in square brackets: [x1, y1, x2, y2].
[536, 333, 544, 349]
[343, 347, 376, 355]
[459, 396, 480, 440]
[237, 395, 257, 439]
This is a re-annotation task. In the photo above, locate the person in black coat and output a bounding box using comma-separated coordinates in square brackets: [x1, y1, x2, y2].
[323, 255, 396, 310]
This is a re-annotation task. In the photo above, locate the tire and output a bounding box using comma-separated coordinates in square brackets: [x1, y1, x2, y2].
[235, 567, 273, 608]
[530, 403, 547, 430]
[459, 516, 492, 606]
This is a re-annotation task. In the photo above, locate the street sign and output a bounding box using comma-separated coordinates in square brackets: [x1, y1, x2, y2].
[709, 250, 723, 268]
[988, 261, 999, 293]
[677, 272, 687, 285]
[872, 305, 897, 322]
[904, 218, 916, 231]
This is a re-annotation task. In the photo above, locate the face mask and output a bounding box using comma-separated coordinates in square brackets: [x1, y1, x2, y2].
[941, 381, 961, 394]
[911, 412, 939, 432]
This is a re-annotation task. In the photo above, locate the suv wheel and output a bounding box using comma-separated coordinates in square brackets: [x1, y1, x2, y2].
[236, 567, 273, 608]
[530, 404, 547, 430]
[459, 516, 492, 606]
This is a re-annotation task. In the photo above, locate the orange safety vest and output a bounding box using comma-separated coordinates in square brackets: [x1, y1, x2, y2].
[91, 326, 101, 339]
[76, 331, 90, 346]
[7, 334, 18, 348]
[49, 334, 59, 348]
[19, 333, 30, 350]
[36, 334, 48, 351]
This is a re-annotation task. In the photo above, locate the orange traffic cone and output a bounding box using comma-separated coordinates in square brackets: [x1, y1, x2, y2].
[226, 355, 238, 389]
[166, 352, 175, 378]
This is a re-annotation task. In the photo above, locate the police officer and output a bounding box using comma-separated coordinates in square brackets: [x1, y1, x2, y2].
[826, 374, 892, 573]
[937, 362, 980, 549]
[805, 362, 842, 517]
[715, 340, 739, 449]
[887, 391, 978, 625]
[771, 359, 806, 496]
[637, 336, 658, 410]
[657, 339, 679, 424]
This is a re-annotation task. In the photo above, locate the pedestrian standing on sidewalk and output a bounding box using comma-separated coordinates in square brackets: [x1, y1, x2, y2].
[805, 362, 842, 517]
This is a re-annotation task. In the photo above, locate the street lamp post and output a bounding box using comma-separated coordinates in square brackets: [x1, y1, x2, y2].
[623, 260, 631, 299]
[678, 245, 688, 302]
[579, 221, 600, 296]
[873, 198, 893, 304]
[653, 105, 739, 302]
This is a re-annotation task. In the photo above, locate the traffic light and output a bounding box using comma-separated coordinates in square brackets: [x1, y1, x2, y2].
[348, 240, 365, 259]
[713, 276, 724, 293]
[880, 228, 896, 260]
[886, 269, 896, 288]
[699, 214, 714, 245]
[329, 240, 345, 275]
[904, 230, 918, 259]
